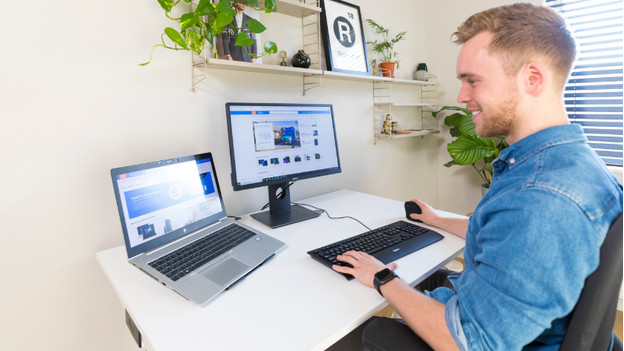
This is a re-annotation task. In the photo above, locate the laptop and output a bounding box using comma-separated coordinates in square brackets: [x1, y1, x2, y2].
[111, 152, 286, 306]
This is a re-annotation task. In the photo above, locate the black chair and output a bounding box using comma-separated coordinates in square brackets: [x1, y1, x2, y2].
[361, 213, 623, 351]
[560, 212, 622, 351]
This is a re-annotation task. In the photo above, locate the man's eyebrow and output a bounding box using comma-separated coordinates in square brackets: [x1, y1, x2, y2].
[457, 73, 475, 80]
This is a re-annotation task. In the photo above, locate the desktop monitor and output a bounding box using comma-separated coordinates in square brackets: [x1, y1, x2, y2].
[226, 102, 341, 228]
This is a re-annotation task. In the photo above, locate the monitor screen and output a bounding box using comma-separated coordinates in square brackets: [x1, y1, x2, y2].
[226, 103, 341, 190]
[226, 102, 341, 227]
[111, 153, 227, 258]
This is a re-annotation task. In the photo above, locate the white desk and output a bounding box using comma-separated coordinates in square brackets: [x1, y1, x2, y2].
[97, 189, 466, 350]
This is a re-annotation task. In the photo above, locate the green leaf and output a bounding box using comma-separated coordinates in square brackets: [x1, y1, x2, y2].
[264, 41, 277, 54]
[459, 115, 476, 136]
[449, 126, 462, 138]
[185, 29, 204, 55]
[164, 27, 188, 49]
[216, 0, 235, 16]
[195, 0, 216, 15]
[235, 32, 255, 47]
[264, 0, 277, 12]
[447, 135, 496, 165]
[443, 160, 459, 168]
[215, 12, 234, 29]
[247, 18, 266, 33]
[157, 0, 175, 12]
[180, 13, 199, 31]
[247, 0, 259, 6]
[443, 113, 464, 128]
[432, 105, 471, 118]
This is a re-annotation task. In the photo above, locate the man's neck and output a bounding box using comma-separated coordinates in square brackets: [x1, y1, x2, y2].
[506, 99, 568, 145]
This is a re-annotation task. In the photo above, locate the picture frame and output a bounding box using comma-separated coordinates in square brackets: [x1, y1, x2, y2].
[215, 2, 263, 64]
[319, 0, 370, 75]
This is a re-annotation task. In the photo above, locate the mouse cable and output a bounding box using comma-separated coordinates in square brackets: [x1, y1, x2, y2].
[295, 202, 371, 231]
[260, 181, 296, 211]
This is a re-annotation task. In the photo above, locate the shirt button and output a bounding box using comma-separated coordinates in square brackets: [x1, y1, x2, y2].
[509, 158, 516, 165]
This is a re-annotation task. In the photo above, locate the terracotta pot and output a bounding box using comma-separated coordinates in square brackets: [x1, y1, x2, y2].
[379, 62, 396, 78]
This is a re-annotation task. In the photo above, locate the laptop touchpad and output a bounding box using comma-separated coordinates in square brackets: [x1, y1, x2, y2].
[201, 257, 249, 286]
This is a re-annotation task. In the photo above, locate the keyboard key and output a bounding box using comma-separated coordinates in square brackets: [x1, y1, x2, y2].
[149, 224, 255, 281]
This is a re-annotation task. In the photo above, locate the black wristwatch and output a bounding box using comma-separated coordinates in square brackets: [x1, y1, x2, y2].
[373, 268, 399, 297]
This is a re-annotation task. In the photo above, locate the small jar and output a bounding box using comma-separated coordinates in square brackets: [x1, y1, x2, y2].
[414, 63, 428, 81]
[291, 50, 311, 68]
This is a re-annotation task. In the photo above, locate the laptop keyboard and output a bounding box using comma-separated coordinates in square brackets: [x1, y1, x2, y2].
[149, 224, 256, 281]
[307, 220, 444, 280]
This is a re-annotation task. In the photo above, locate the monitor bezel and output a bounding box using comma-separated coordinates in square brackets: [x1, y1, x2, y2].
[225, 102, 342, 191]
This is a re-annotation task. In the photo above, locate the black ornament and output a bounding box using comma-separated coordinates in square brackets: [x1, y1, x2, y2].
[291, 50, 311, 68]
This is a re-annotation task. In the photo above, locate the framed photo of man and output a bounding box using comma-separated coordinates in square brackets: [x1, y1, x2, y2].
[319, 0, 370, 75]
[215, 2, 262, 63]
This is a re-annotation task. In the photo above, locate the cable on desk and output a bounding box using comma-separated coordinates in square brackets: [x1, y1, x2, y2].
[295, 202, 372, 231]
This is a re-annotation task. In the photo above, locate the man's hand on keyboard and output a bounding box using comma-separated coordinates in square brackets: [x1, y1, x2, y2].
[332, 251, 398, 288]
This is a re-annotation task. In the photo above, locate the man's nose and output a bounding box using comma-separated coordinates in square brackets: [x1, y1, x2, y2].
[457, 85, 471, 104]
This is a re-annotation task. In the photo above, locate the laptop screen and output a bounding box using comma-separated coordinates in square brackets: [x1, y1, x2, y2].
[111, 153, 227, 258]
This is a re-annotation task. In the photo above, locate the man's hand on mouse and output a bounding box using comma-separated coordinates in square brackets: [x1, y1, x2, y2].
[408, 199, 439, 225]
[332, 251, 398, 288]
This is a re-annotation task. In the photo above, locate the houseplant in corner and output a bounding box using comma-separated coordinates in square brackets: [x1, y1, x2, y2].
[432, 106, 509, 194]
[141, 0, 278, 65]
[366, 19, 406, 78]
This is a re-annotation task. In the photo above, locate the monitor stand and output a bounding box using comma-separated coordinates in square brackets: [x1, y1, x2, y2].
[250, 183, 320, 228]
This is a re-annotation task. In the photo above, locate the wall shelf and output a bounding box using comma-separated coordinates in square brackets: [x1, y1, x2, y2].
[377, 129, 440, 140]
[374, 75, 439, 143]
[199, 57, 323, 76]
[266, 0, 321, 17]
[187, 0, 440, 145]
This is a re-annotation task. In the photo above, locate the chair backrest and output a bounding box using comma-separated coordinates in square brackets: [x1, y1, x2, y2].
[560, 212, 623, 351]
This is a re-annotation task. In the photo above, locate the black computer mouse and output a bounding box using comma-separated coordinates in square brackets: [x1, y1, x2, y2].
[404, 201, 423, 222]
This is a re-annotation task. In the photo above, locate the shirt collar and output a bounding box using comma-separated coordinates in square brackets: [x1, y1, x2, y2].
[494, 124, 587, 169]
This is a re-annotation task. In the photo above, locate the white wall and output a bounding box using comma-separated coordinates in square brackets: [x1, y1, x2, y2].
[0, 0, 535, 350]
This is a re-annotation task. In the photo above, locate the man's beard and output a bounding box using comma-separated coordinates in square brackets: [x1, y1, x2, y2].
[474, 87, 519, 139]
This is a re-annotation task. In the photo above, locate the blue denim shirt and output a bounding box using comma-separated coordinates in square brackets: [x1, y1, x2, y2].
[429, 124, 623, 350]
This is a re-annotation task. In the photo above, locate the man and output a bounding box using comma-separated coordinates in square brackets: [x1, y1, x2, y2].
[222, 2, 257, 63]
[333, 3, 623, 350]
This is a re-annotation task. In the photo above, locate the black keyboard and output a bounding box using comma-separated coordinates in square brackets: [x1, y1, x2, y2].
[307, 220, 444, 280]
[148, 224, 255, 281]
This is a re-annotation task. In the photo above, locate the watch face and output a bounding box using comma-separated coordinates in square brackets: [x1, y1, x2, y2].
[376, 268, 392, 281]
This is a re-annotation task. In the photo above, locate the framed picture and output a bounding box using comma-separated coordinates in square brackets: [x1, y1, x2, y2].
[215, 2, 262, 63]
[319, 0, 370, 75]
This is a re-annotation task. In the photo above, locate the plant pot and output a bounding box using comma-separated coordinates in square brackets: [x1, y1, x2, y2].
[481, 184, 489, 197]
[379, 62, 396, 78]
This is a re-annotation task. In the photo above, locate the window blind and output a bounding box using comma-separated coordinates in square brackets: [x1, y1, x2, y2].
[546, 0, 623, 166]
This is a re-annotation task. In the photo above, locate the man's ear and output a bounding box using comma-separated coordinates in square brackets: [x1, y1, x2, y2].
[523, 62, 545, 95]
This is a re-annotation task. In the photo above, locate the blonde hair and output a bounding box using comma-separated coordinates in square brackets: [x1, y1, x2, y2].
[453, 3, 576, 88]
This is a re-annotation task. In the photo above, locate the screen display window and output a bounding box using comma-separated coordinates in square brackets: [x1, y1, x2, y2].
[114, 158, 223, 248]
[227, 104, 341, 189]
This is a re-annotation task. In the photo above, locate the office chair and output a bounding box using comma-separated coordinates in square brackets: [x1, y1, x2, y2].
[361, 212, 623, 351]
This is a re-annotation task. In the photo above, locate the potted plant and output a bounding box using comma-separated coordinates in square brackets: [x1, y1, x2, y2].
[141, 0, 278, 65]
[365, 19, 406, 78]
[432, 106, 509, 193]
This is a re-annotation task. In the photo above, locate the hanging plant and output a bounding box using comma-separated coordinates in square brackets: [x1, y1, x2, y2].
[141, 0, 278, 65]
